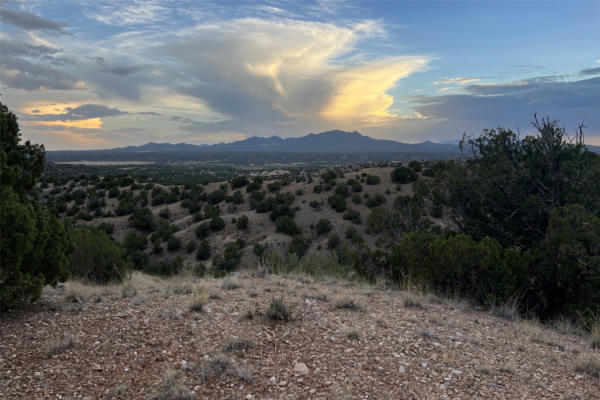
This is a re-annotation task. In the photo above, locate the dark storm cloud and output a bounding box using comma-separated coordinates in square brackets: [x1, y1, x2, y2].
[24, 104, 126, 121]
[92, 56, 141, 77]
[0, 7, 68, 33]
[411, 75, 600, 138]
[0, 56, 82, 90]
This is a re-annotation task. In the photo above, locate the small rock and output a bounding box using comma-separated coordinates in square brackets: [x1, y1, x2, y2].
[245, 395, 254, 400]
[399, 365, 406, 374]
[34, 372, 41, 377]
[294, 362, 309, 375]
[421, 362, 428, 368]
[269, 376, 277, 385]
[451, 369, 462, 375]
[279, 380, 287, 386]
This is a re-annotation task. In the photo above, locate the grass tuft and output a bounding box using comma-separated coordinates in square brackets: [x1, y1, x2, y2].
[46, 335, 75, 356]
[267, 298, 294, 322]
[188, 285, 209, 312]
[334, 296, 362, 311]
[147, 370, 193, 400]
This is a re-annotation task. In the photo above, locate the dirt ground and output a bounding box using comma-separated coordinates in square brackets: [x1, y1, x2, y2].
[1, 272, 598, 399]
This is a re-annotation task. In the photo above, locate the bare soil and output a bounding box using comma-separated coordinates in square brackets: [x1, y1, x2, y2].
[1, 272, 598, 399]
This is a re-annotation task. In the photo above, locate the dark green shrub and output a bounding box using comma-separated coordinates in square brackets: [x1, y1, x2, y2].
[366, 193, 386, 208]
[213, 240, 244, 272]
[152, 242, 163, 254]
[267, 181, 281, 192]
[143, 256, 184, 276]
[186, 240, 197, 253]
[289, 235, 309, 257]
[328, 194, 347, 212]
[159, 207, 170, 219]
[315, 219, 332, 235]
[309, 200, 320, 209]
[391, 166, 417, 184]
[98, 222, 115, 235]
[327, 234, 340, 249]
[351, 194, 362, 204]
[236, 215, 249, 230]
[129, 207, 155, 231]
[123, 231, 147, 254]
[335, 184, 349, 198]
[275, 216, 301, 236]
[70, 228, 129, 283]
[167, 236, 181, 251]
[196, 240, 211, 260]
[209, 215, 225, 231]
[343, 209, 362, 224]
[267, 298, 293, 322]
[231, 175, 249, 189]
[313, 184, 323, 194]
[431, 205, 443, 218]
[253, 243, 267, 258]
[408, 161, 422, 173]
[195, 223, 210, 239]
[366, 175, 381, 185]
[232, 190, 244, 204]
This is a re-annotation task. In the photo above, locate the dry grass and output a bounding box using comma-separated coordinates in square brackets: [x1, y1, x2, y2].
[221, 278, 242, 291]
[402, 292, 425, 309]
[46, 334, 75, 357]
[334, 296, 362, 311]
[267, 298, 294, 322]
[147, 370, 193, 400]
[345, 328, 361, 341]
[574, 357, 600, 378]
[590, 324, 600, 349]
[224, 338, 254, 353]
[188, 285, 209, 312]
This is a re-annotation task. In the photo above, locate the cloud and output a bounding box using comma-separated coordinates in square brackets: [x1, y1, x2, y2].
[92, 56, 140, 77]
[0, 56, 85, 90]
[0, 38, 59, 57]
[410, 75, 600, 140]
[580, 67, 600, 76]
[0, 7, 68, 33]
[434, 77, 482, 85]
[23, 104, 126, 121]
[162, 18, 427, 132]
[83, 0, 168, 26]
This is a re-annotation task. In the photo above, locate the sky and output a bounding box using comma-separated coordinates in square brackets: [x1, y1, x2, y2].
[1, 0, 599, 150]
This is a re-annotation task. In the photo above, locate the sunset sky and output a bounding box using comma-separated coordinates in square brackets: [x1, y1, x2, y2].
[1, 0, 599, 150]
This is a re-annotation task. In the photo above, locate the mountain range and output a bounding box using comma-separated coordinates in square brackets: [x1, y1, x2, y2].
[51, 130, 461, 154]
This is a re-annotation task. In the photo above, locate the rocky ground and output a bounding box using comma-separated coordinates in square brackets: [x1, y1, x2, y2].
[1, 272, 599, 399]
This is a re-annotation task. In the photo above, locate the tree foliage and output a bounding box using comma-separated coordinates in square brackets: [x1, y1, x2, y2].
[1, 103, 70, 309]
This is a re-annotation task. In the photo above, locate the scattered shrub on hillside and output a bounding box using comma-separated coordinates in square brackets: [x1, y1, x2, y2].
[315, 219, 332, 235]
[186, 240, 197, 253]
[98, 222, 115, 235]
[167, 236, 182, 251]
[431, 205, 443, 218]
[289, 235, 309, 257]
[408, 161, 422, 173]
[309, 200, 320, 209]
[70, 228, 129, 283]
[328, 194, 347, 212]
[129, 207, 156, 231]
[253, 243, 267, 258]
[209, 215, 225, 231]
[213, 240, 245, 272]
[231, 175, 249, 189]
[236, 215, 249, 230]
[159, 207, 170, 219]
[195, 223, 210, 239]
[152, 242, 163, 254]
[366, 193, 386, 208]
[275, 215, 301, 236]
[232, 190, 244, 204]
[327, 233, 341, 249]
[196, 240, 211, 261]
[391, 166, 417, 184]
[335, 183, 349, 198]
[366, 175, 381, 185]
[313, 184, 323, 194]
[343, 209, 362, 225]
[143, 256, 184, 277]
[267, 181, 281, 192]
